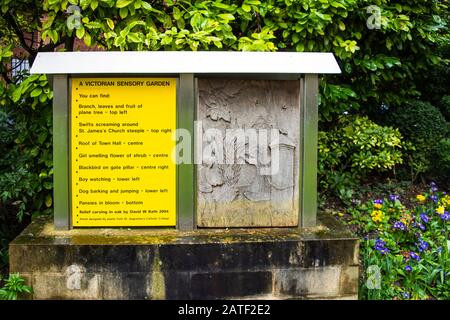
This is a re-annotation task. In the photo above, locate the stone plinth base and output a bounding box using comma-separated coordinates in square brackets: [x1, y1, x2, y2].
[9, 213, 359, 300]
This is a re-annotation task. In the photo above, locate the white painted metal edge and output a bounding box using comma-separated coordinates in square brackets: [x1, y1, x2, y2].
[31, 51, 341, 74]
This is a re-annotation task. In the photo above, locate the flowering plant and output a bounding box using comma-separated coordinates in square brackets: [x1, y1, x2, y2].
[347, 183, 450, 299]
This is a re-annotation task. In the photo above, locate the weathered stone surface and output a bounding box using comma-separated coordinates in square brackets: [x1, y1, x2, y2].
[10, 212, 359, 300]
[190, 271, 272, 299]
[273, 267, 341, 297]
[197, 79, 301, 227]
[32, 271, 101, 299]
[339, 266, 359, 295]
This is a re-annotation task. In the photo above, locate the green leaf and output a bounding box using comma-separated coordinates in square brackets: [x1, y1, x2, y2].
[119, 7, 128, 19]
[176, 18, 185, 29]
[173, 6, 181, 20]
[386, 38, 393, 50]
[218, 13, 235, 21]
[190, 13, 203, 31]
[116, 0, 133, 8]
[11, 87, 22, 102]
[30, 88, 42, 97]
[242, 4, 251, 12]
[330, 1, 345, 8]
[91, 0, 99, 10]
[30, 146, 39, 157]
[114, 35, 125, 46]
[105, 18, 114, 30]
[141, 1, 151, 10]
[80, 0, 90, 9]
[85, 21, 103, 29]
[39, 93, 47, 103]
[37, 131, 48, 144]
[338, 21, 345, 31]
[127, 32, 141, 43]
[212, 2, 233, 10]
[84, 32, 92, 46]
[45, 194, 52, 207]
[76, 26, 85, 39]
[50, 30, 58, 43]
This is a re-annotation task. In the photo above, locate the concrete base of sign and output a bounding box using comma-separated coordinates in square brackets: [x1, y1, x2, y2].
[9, 213, 359, 300]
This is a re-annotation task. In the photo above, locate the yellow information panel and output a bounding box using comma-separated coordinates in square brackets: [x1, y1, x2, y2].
[71, 78, 176, 227]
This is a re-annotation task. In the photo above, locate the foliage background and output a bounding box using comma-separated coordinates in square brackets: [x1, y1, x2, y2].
[0, 0, 449, 296]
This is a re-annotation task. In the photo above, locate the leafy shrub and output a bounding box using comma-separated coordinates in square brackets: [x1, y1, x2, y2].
[439, 95, 450, 122]
[0, 74, 53, 221]
[0, 273, 32, 300]
[0, 74, 53, 271]
[417, 44, 450, 109]
[347, 184, 450, 299]
[431, 138, 450, 188]
[387, 100, 448, 143]
[1, 0, 448, 122]
[386, 100, 449, 181]
[318, 115, 403, 202]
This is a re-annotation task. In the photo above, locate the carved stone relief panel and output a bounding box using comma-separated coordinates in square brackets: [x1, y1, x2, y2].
[196, 79, 300, 227]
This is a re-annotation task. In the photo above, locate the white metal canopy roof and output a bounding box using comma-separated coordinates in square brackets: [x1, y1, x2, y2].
[30, 51, 341, 75]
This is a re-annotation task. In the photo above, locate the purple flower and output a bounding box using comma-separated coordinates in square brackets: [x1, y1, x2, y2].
[420, 213, 430, 224]
[412, 222, 426, 231]
[440, 211, 450, 221]
[410, 252, 420, 261]
[413, 222, 426, 231]
[430, 182, 438, 192]
[389, 194, 400, 202]
[429, 194, 438, 203]
[393, 221, 406, 230]
[417, 239, 429, 253]
[437, 247, 443, 253]
[375, 239, 389, 255]
[405, 265, 412, 272]
[374, 199, 383, 205]
[403, 292, 410, 299]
